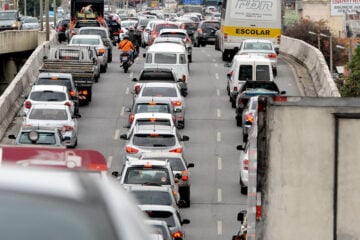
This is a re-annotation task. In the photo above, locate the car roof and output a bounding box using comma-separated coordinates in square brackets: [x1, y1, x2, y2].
[138, 204, 177, 212]
[19, 126, 60, 132]
[125, 185, 172, 192]
[31, 85, 67, 92]
[154, 37, 184, 44]
[242, 38, 273, 44]
[232, 55, 271, 63]
[133, 112, 173, 119]
[38, 72, 72, 78]
[159, 29, 187, 34]
[147, 43, 186, 53]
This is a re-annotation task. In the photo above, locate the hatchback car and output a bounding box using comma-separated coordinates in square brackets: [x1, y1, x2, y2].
[0, 167, 152, 240]
[22, 104, 79, 148]
[23, 85, 75, 114]
[78, 26, 113, 63]
[136, 82, 186, 128]
[69, 34, 108, 73]
[139, 205, 190, 240]
[236, 39, 278, 76]
[139, 152, 194, 207]
[241, 96, 258, 142]
[8, 127, 66, 147]
[119, 125, 189, 160]
[159, 29, 192, 62]
[193, 20, 220, 47]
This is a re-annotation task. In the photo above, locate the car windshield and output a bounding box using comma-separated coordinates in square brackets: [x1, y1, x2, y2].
[244, 42, 273, 51]
[143, 157, 185, 171]
[144, 211, 176, 227]
[37, 78, 72, 90]
[203, 22, 220, 29]
[133, 134, 176, 147]
[154, 53, 177, 64]
[29, 109, 69, 121]
[80, 29, 107, 38]
[0, 12, 17, 20]
[141, 87, 178, 97]
[18, 132, 57, 145]
[135, 104, 171, 114]
[131, 190, 173, 205]
[71, 38, 100, 45]
[160, 33, 186, 39]
[0, 193, 117, 240]
[124, 167, 171, 185]
[30, 91, 66, 101]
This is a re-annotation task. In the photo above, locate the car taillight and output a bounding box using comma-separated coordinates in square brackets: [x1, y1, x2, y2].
[244, 159, 249, 170]
[224, 33, 228, 40]
[277, 35, 281, 44]
[172, 231, 183, 238]
[98, 48, 105, 55]
[59, 26, 63, 31]
[170, 147, 183, 153]
[88, 163, 108, 171]
[181, 170, 188, 181]
[120, 29, 124, 33]
[82, 90, 88, 96]
[185, 36, 190, 43]
[129, 114, 135, 123]
[134, 85, 141, 94]
[182, 74, 186, 82]
[69, 90, 76, 97]
[126, 146, 139, 153]
[172, 101, 182, 107]
[198, 28, 203, 34]
[71, 30, 76, 36]
[63, 125, 74, 131]
[24, 100, 31, 109]
[114, 31, 118, 35]
[233, 86, 238, 92]
[268, 53, 277, 58]
[245, 112, 254, 123]
[64, 101, 71, 107]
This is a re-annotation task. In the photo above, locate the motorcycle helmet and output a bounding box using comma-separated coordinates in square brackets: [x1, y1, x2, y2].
[123, 34, 129, 39]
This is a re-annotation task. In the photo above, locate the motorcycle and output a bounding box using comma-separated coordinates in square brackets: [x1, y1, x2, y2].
[111, 30, 120, 46]
[120, 52, 131, 73]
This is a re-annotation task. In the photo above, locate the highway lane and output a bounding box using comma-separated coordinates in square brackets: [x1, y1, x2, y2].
[1, 43, 301, 239]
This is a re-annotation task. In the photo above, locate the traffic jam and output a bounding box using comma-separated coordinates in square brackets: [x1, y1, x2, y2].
[0, 1, 287, 239]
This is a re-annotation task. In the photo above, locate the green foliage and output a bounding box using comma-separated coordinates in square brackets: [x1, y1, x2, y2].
[18, 0, 62, 17]
[341, 47, 360, 96]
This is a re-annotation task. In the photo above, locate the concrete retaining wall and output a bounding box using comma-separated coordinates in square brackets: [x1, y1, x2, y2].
[280, 35, 341, 97]
[0, 30, 39, 54]
[0, 31, 57, 140]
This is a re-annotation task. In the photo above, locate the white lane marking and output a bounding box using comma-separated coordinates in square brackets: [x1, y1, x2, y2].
[217, 221, 223, 235]
[212, 58, 216, 62]
[114, 129, 120, 140]
[107, 156, 113, 168]
[217, 188, 222, 202]
[214, 63, 218, 67]
[125, 87, 130, 95]
[218, 157, 222, 170]
[120, 106, 125, 117]
[217, 108, 221, 118]
[215, 73, 219, 80]
[217, 131, 221, 142]
[216, 89, 220, 96]
[207, 54, 211, 57]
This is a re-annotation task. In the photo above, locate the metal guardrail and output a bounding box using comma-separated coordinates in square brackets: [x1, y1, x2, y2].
[0, 30, 38, 55]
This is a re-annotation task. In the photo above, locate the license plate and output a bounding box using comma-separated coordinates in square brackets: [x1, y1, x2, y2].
[208, 37, 215, 41]
[122, 56, 128, 61]
[114, 36, 119, 40]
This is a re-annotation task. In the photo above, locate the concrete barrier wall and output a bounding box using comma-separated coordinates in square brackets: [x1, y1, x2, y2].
[280, 35, 341, 97]
[0, 30, 39, 54]
[0, 31, 57, 140]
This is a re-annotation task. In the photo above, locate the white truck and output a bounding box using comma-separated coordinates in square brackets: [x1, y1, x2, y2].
[235, 96, 360, 240]
[218, 0, 282, 61]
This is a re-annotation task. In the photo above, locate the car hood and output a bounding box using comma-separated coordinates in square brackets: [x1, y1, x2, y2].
[0, 19, 16, 26]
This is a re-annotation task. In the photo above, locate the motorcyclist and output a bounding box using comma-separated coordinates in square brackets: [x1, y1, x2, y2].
[117, 34, 135, 64]
[127, 26, 140, 53]
[109, 16, 121, 42]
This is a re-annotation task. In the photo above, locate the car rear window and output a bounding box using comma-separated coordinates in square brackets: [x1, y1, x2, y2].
[238, 65, 253, 80]
[133, 134, 176, 147]
[203, 22, 220, 29]
[244, 42, 272, 51]
[155, 24, 178, 32]
[256, 65, 271, 80]
[154, 53, 177, 64]
[135, 119, 171, 126]
[144, 211, 176, 227]
[159, 32, 186, 39]
[76, 21, 100, 28]
[19, 132, 57, 145]
[124, 167, 171, 185]
[80, 29, 107, 38]
[58, 49, 81, 60]
[71, 38, 100, 45]
[141, 87, 177, 97]
[30, 91, 66, 101]
[139, 71, 174, 81]
[131, 190, 173, 206]
[37, 78, 72, 90]
[29, 109, 68, 121]
[135, 104, 171, 114]
[143, 157, 185, 171]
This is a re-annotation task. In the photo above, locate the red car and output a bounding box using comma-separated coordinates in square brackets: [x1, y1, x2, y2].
[149, 22, 179, 45]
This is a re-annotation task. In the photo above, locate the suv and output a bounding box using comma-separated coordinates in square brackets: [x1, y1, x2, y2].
[35, 72, 80, 115]
[193, 20, 220, 47]
[0, 10, 22, 31]
[119, 124, 189, 160]
[78, 26, 113, 63]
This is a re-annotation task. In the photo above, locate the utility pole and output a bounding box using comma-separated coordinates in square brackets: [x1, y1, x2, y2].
[54, 0, 56, 27]
[45, 0, 49, 41]
[40, 0, 43, 31]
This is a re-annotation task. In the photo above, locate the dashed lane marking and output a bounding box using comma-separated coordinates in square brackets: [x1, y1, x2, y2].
[125, 87, 130, 95]
[217, 109, 221, 118]
[114, 129, 120, 140]
[215, 73, 219, 80]
[120, 106, 125, 117]
[216, 89, 220, 96]
[107, 156, 113, 168]
[217, 221, 223, 235]
[217, 188, 222, 202]
[217, 131, 221, 142]
[218, 157, 222, 170]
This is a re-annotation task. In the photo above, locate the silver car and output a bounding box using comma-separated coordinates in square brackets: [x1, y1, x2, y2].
[139, 205, 190, 240]
[136, 82, 186, 129]
[236, 142, 250, 195]
[69, 34, 108, 73]
[241, 96, 258, 143]
[119, 124, 189, 160]
[139, 152, 194, 207]
[145, 219, 173, 240]
[22, 104, 79, 148]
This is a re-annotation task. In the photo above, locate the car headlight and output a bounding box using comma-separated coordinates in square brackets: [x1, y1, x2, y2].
[11, 23, 17, 28]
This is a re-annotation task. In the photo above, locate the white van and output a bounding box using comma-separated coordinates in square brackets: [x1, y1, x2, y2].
[226, 55, 273, 108]
[143, 43, 189, 82]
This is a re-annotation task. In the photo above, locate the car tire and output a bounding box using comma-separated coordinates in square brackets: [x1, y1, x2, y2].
[178, 120, 185, 129]
[188, 55, 192, 63]
[222, 50, 229, 61]
[108, 53, 112, 63]
[231, 99, 236, 108]
[236, 115, 242, 127]
[239, 176, 247, 195]
[243, 133, 248, 143]
[273, 68, 277, 77]
[200, 41, 206, 47]
[180, 187, 190, 208]
[227, 85, 230, 96]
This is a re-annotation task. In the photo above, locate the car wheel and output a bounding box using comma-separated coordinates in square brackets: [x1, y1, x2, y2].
[273, 68, 277, 77]
[180, 187, 190, 208]
[243, 133, 248, 143]
[236, 115, 242, 127]
[227, 85, 230, 96]
[200, 41, 206, 47]
[108, 53, 112, 63]
[188, 55, 192, 63]
[222, 50, 229, 61]
[231, 98, 236, 108]
[178, 120, 185, 129]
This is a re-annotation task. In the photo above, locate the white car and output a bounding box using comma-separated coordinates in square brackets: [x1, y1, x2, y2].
[23, 85, 75, 115]
[136, 82, 186, 129]
[22, 104, 79, 148]
[69, 34, 108, 73]
[236, 39, 278, 76]
[22, 17, 40, 29]
[158, 28, 192, 62]
[237, 142, 250, 195]
[125, 112, 177, 130]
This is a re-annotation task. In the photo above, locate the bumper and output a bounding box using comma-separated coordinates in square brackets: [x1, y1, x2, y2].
[240, 170, 248, 187]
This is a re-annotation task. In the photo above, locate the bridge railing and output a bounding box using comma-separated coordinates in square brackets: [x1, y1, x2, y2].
[0, 30, 39, 54]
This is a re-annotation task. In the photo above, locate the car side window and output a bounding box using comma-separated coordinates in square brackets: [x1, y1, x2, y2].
[179, 54, 186, 64]
[146, 53, 152, 63]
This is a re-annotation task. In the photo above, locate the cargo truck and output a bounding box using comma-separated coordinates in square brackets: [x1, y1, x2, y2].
[234, 96, 360, 240]
[69, 0, 105, 29]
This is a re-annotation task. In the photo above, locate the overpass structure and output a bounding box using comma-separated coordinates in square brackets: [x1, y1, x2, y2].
[0, 31, 341, 140]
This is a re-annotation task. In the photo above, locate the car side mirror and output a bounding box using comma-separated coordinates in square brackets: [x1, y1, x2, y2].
[280, 91, 286, 95]
[142, 53, 146, 58]
[120, 134, 128, 140]
[187, 163, 194, 168]
[125, 107, 131, 112]
[8, 134, 16, 140]
[175, 173, 182, 179]
[111, 171, 120, 178]
[43, 56, 48, 60]
[132, 78, 138, 82]
[181, 219, 190, 225]
[236, 145, 245, 151]
[18, 112, 26, 117]
[227, 73, 231, 78]
[182, 135, 190, 141]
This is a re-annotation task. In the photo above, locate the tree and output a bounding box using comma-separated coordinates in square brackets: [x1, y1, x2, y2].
[340, 46, 360, 96]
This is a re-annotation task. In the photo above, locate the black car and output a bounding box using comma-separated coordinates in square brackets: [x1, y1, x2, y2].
[193, 20, 220, 47]
[179, 21, 199, 43]
[56, 19, 70, 43]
